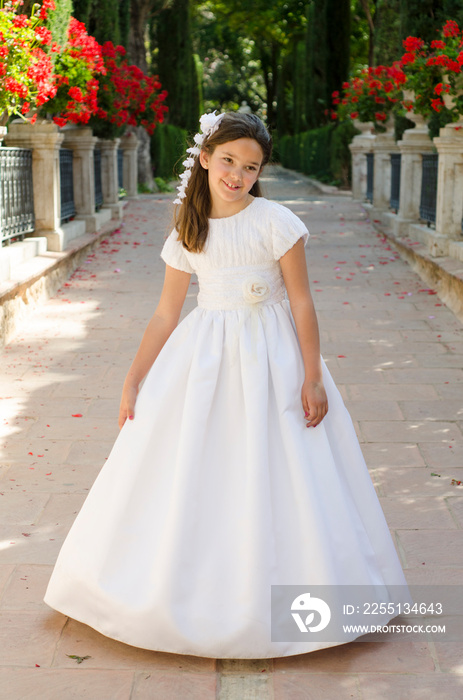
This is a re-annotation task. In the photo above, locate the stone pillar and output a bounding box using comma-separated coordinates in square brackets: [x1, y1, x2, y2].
[98, 137, 124, 219]
[434, 123, 463, 241]
[4, 119, 64, 249]
[372, 121, 400, 210]
[349, 122, 376, 200]
[395, 114, 434, 234]
[62, 126, 98, 232]
[120, 132, 139, 198]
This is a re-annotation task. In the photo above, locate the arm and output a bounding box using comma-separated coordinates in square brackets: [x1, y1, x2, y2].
[279, 238, 329, 428]
[118, 264, 192, 429]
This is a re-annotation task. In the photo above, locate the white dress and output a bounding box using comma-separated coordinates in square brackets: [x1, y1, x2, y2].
[44, 197, 411, 659]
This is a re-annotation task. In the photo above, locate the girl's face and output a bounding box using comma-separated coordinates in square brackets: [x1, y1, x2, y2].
[199, 138, 264, 217]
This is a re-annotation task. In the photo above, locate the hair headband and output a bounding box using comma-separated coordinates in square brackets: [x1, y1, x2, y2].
[173, 111, 225, 205]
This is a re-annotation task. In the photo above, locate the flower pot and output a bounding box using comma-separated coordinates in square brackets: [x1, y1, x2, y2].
[353, 119, 374, 134]
[441, 74, 463, 124]
[402, 89, 427, 130]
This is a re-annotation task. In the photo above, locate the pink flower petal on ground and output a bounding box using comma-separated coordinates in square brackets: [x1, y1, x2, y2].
[72, 414, 83, 418]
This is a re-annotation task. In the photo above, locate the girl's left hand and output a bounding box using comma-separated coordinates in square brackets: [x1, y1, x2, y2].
[301, 379, 328, 428]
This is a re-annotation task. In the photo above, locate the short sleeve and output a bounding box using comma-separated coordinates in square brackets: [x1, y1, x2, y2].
[160, 228, 195, 274]
[270, 203, 310, 260]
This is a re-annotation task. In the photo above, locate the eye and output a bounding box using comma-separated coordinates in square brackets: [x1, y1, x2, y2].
[246, 166, 257, 171]
[223, 157, 232, 163]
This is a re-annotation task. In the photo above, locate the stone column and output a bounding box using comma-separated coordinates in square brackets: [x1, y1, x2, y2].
[349, 122, 376, 200]
[98, 137, 124, 219]
[4, 119, 64, 249]
[434, 123, 463, 242]
[120, 132, 139, 198]
[62, 126, 98, 232]
[395, 114, 434, 235]
[372, 119, 400, 210]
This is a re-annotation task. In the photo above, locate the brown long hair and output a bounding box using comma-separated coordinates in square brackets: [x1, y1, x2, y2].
[174, 112, 272, 253]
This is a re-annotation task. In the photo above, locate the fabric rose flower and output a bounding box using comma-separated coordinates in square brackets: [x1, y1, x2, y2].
[242, 277, 271, 304]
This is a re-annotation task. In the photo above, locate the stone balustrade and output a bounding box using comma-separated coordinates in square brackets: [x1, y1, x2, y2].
[350, 117, 463, 263]
[2, 120, 139, 253]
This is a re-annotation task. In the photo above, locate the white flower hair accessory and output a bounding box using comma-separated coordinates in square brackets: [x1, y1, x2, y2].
[173, 110, 225, 205]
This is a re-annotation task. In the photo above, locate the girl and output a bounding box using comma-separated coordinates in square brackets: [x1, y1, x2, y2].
[44, 111, 411, 659]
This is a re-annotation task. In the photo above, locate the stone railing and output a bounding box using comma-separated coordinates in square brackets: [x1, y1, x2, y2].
[349, 117, 463, 263]
[2, 121, 139, 252]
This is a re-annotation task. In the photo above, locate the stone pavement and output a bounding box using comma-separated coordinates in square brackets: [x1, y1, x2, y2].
[1, 165, 462, 699]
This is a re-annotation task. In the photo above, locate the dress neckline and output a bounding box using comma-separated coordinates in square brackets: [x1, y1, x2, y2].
[208, 196, 261, 223]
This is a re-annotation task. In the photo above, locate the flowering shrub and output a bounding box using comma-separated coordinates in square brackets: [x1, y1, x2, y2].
[400, 20, 463, 120]
[40, 17, 105, 126]
[332, 63, 406, 129]
[0, 0, 57, 125]
[89, 41, 168, 139]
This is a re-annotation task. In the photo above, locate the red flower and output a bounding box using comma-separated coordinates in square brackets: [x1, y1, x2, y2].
[35, 26, 52, 45]
[430, 40, 446, 49]
[53, 117, 67, 127]
[68, 86, 84, 102]
[443, 20, 460, 38]
[431, 98, 443, 112]
[403, 36, 425, 53]
[401, 52, 416, 66]
[434, 82, 449, 96]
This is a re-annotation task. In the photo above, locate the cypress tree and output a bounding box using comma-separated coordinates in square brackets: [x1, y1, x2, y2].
[154, 0, 200, 132]
[324, 0, 350, 110]
[47, 0, 74, 50]
[399, 0, 444, 42]
[118, 0, 131, 49]
[72, 0, 92, 25]
[87, 0, 121, 46]
[306, 0, 327, 129]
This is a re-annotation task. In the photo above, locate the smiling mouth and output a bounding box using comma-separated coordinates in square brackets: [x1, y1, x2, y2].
[223, 180, 241, 191]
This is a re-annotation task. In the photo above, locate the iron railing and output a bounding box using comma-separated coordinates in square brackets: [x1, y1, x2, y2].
[390, 153, 401, 212]
[94, 148, 103, 209]
[59, 148, 76, 223]
[366, 153, 374, 203]
[419, 154, 438, 225]
[0, 147, 35, 246]
[117, 148, 123, 191]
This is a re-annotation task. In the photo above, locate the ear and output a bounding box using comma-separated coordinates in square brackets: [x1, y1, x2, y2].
[199, 150, 209, 170]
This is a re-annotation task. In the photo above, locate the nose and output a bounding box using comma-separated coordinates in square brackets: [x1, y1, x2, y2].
[229, 165, 243, 181]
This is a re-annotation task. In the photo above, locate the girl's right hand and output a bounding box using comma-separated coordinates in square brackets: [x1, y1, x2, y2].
[118, 382, 139, 430]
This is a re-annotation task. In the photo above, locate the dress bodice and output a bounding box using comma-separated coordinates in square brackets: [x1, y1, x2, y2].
[196, 261, 287, 310]
[160, 197, 310, 310]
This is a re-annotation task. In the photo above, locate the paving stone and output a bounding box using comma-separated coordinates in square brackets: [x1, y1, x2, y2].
[379, 495, 457, 529]
[371, 467, 463, 497]
[54, 618, 216, 672]
[273, 672, 360, 700]
[0, 564, 52, 611]
[356, 673, 463, 700]
[399, 400, 463, 421]
[359, 420, 461, 444]
[131, 670, 218, 700]
[0, 669, 134, 700]
[398, 530, 463, 568]
[0, 610, 65, 666]
[273, 641, 435, 673]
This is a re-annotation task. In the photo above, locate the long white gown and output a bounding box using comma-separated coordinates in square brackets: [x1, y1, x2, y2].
[44, 197, 411, 659]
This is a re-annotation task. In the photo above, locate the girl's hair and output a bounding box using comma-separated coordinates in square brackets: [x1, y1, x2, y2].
[174, 112, 273, 253]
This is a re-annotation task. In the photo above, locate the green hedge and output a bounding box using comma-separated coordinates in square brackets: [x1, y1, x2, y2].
[279, 121, 358, 187]
[150, 123, 189, 180]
